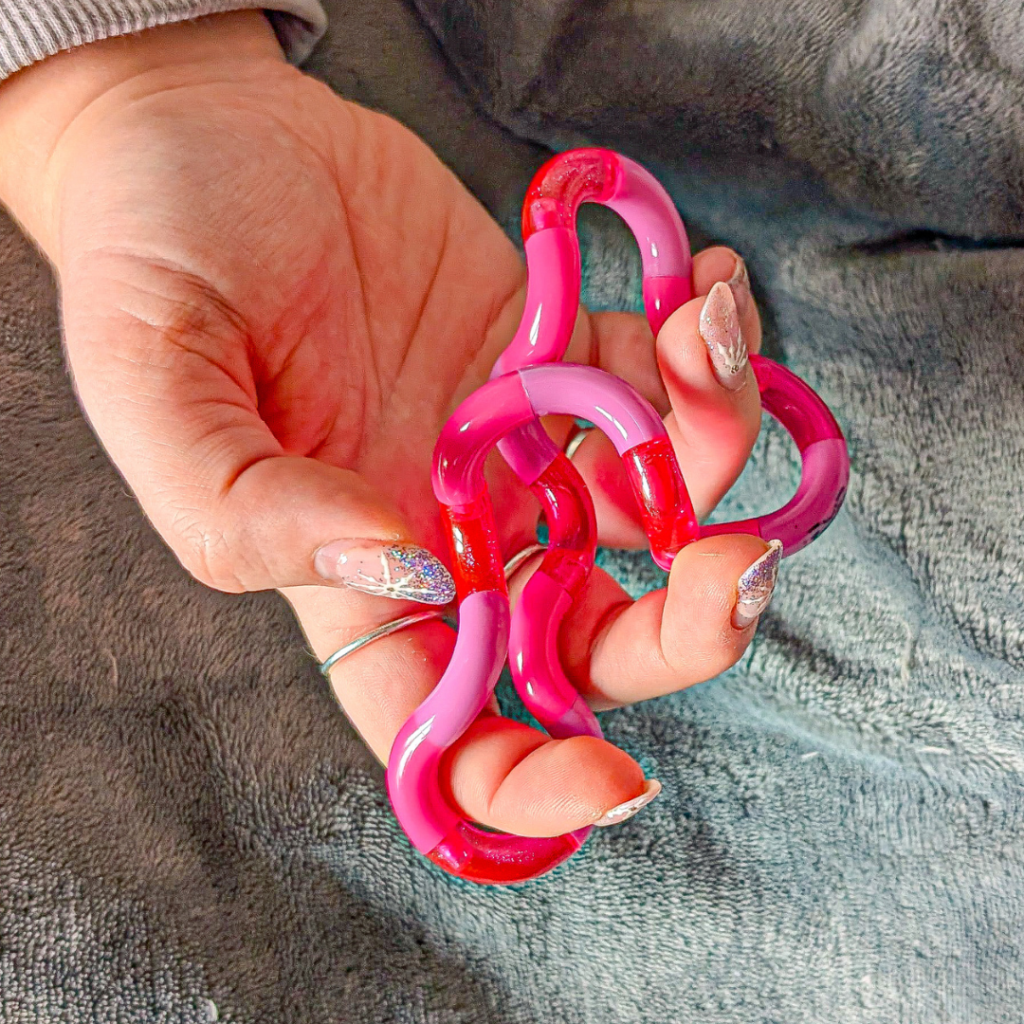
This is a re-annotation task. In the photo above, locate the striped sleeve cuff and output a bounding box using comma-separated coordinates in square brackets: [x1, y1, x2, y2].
[0, 0, 328, 79]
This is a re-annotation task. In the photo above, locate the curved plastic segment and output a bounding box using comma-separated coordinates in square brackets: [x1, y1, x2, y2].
[495, 149, 693, 377]
[386, 590, 510, 854]
[699, 354, 850, 556]
[405, 362, 697, 884]
[511, 454, 602, 739]
[427, 820, 589, 885]
[387, 576, 589, 887]
[395, 148, 849, 888]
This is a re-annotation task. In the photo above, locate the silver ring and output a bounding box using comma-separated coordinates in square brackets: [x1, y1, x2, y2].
[563, 424, 593, 461]
[504, 542, 547, 582]
[319, 609, 449, 676]
[318, 542, 550, 676]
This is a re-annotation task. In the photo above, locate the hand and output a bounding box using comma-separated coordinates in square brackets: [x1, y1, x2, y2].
[0, 12, 770, 836]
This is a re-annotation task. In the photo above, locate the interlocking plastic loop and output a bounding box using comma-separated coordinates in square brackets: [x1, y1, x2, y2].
[385, 149, 851, 885]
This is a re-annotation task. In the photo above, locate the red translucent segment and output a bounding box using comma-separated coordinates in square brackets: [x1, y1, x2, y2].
[623, 436, 699, 570]
[427, 821, 587, 885]
[440, 492, 507, 601]
[522, 150, 621, 238]
[527, 453, 596, 599]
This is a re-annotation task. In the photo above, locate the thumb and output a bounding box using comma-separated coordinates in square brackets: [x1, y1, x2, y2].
[157, 454, 431, 595]
[62, 277, 438, 595]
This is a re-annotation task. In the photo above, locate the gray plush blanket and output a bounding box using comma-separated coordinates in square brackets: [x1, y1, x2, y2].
[3, 0, 1023, 1021]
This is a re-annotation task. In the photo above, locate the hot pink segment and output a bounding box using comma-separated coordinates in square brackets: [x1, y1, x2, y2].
[432, 373, 534, 506]
[643, 275, 695, 337]
[527, 453, 597, 598]
[518, 364, 665, 454]
[386, 589, 509, 854]
[752, 353, 844, 450]
[492, 228, 579, 378]
[510, 569, 602, 740]
[427, 819, 589, 885]
[699, 517, 763, 541]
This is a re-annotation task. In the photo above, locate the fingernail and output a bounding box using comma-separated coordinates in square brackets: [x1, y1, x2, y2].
[314, 541, 455, 605]
[699, 281, 748, 390]
[727, 253, 752, 318]
[732, 539, 783, 629]
[594, 779, 662, 827]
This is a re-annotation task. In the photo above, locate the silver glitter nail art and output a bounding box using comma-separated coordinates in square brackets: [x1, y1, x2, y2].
[699, 281, 749, 387]
[733, 539, 783, 629]
[315, 541, 456, 605]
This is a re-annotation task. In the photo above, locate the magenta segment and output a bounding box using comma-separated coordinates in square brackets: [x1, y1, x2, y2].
[757, 437, 849, 555]
[492, 228, 580, 377]
[518, 364, 666, 454]
[529, 453, 596, 594]
[752, 354, 844, 451]
[432, 373, 535, 506]
[497, 421, 560, 487]
[386, 590, 510, 854]
[608, 156, 693, 282]
[699, 516, 764, 541]
[427, 820, 589, 886]
[510, 569, 601, 739]
[556, 695, 604, 741]
[692, 356, 849, 554]
[642, 275, 695, 337]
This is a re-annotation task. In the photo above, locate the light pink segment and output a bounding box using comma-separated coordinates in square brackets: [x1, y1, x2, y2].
[518, 364, 666, 454]
[758, 438, 849, 554]
[386, 589, 510, 853]
[608, 156, 692, 281]
[497, 421, 560, 488]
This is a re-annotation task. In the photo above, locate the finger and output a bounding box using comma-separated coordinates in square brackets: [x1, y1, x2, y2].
[551, 534, 781, 708]
[560, 246, 761, 414]
[286, 583, 657, 837]
[61, 263, 422, 594]
[566, 276, 763, 548]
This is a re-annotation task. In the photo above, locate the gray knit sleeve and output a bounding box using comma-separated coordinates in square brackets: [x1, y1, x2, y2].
[0, 1, 328, 80]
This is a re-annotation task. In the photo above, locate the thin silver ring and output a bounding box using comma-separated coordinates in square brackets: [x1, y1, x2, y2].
[319, 609, 449, 676]
[563, 424, 593, 461]
[503, 542, 547, 582]
[319, 542, 550, 676]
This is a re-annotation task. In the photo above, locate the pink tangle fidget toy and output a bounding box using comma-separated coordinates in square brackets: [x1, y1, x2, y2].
[384, 148, 850, 885]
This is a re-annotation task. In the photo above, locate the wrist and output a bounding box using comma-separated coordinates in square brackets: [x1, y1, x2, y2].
[0, 10, 284, 256]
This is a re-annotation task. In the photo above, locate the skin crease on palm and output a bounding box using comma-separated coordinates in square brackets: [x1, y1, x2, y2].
[0, 11, 773, 839]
